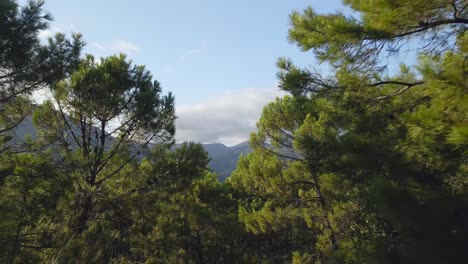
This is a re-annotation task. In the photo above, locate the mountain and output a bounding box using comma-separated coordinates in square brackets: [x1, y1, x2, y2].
[202, 141, 251, 181]
[8, 114, 251, 181]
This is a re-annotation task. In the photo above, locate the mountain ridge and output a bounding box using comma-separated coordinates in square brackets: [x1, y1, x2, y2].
[203, 141, 251, 181]
[176, 141, 251, 181]
[9, 115, 251, 181]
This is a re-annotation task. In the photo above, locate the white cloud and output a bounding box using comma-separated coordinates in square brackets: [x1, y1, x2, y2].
[38, 26, 61, 42]
[38, 24, 78, 43]
[91, 42, 106, 51]
[175, 87, 286, 146]
[38, 29, 53, 40]
[110, 40, 139, 54]
[89, 40, 140, 58]
[94, 57, 102, 64]
[31, 88, 53, 104]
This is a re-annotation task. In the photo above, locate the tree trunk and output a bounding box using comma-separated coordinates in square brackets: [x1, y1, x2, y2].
[74, 192, 92, 235]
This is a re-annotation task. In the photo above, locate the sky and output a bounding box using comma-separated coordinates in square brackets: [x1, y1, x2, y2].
[30, 0, 348, 146]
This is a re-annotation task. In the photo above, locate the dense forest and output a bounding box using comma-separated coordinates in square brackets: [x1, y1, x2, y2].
[0, 0, 467, 263]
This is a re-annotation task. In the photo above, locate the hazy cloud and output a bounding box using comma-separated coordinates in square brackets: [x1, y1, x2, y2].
[91, 42, 106, 51]
[89, 40, 140, 56]
[38, 26, 61, 41]
[176, 87, 286, 146]
[38, 24, 78, 43]
[177, 48, 203, 63]
[111, 40, 140, 54]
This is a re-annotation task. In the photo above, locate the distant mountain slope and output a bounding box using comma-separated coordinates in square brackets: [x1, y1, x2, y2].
[9, 115, 251, 181]
[203, 141, 251, 181]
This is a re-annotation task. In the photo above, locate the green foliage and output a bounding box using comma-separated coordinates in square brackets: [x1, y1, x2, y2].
[128, 143, 247, 262]
[0, 0, 84, 103]
[1, 0, 467, 263]
[0, 152, 72, 263]
[289, 0, 467, 69]
[231, 0, 468, 263]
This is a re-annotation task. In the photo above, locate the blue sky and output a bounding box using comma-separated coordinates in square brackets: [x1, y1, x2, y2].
[33, 0, 347, 145]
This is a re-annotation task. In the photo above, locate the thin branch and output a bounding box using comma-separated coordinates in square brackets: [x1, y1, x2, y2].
[368, 80, 424, 87]
[94, 134, 156, 185]
[0, 111, 30, 133]
[56, 100, 82, 148]
[260, 145, 303, 161]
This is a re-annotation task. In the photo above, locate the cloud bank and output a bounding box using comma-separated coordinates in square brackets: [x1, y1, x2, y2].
[176, 88, 286, 146]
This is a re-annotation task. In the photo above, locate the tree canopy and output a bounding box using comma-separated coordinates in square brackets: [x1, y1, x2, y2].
[230, 0, 467, 263]
[0, 0, 466, 263]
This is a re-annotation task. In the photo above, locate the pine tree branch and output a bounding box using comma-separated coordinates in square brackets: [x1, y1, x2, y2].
[368, 81, 424, 87]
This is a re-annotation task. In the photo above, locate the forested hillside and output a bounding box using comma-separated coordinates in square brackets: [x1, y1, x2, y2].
[1, 0, 467, 263]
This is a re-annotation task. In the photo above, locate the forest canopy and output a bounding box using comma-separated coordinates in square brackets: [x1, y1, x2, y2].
[0, 0, 467, 263]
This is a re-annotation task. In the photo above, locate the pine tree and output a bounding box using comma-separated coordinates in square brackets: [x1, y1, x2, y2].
[232, 0, 468, 263]
[0, 0, 83, 152]
[28, 54, 176, 261]
[0, 0, 83, 104]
